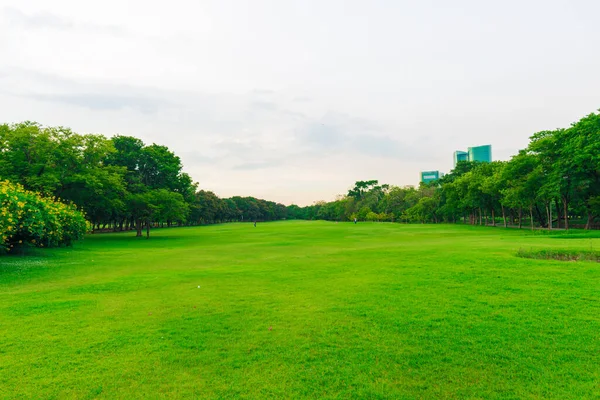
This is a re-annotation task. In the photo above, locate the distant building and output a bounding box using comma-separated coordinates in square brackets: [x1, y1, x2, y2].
[467, 144, 492, 163]
[420, 170, 441, 184]
[453, 145, 492, 166]
[453, 151, 468, 167]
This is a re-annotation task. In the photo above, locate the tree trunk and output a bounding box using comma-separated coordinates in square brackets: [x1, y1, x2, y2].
[479, 208, 482, 225]
[501, 205, 507, 228]
[518, 207, 523, 229]
[563, 198, 569, 230]
[491, 208, 496, 226]
[585, 211, 593, 230]
[146, 219, 151, 239]
[136, 219, 143, 237]
[555, 199, 561, 229]
[547, 202, 552, 231]
[534, 204, 546, 228]
[530, 206, 534, 231]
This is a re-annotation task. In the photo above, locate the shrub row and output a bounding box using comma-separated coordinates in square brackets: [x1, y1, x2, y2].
[516, 248, 600, 262]
[0, 180, 88, 253]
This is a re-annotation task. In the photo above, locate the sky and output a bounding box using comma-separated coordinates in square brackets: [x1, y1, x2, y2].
[1, 0, 599, 205]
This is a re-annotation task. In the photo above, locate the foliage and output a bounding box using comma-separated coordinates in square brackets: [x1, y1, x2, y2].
[0, 180, 87, 252]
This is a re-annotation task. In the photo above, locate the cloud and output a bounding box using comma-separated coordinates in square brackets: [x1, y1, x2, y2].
[0, 67, 76, 89]
[351, 134, 406, 158]
[232, 160, 285, 170]
[301, 123, 344, 148]
[294, 112, 418, 160]
[178, 152, 218, 165]
[215, 140, 259, 154]
[250, 100, 278, 111]
[0, 68, 167, 113]
[0, 67, 417, 164]
[23, 93, 166, 114]
[3, 6, 128, 36]
[292, 96, 311, 103]
[3, 7, 73, 29]
[250, 89, 275, 95]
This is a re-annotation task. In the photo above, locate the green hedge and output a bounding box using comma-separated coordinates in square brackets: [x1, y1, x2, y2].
[0, 180, 88, 253]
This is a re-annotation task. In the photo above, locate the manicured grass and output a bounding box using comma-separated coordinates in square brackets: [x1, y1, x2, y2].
[1, 221, 599, 399]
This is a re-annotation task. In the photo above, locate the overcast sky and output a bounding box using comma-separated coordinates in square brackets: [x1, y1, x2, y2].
[1, 0, 599, 205]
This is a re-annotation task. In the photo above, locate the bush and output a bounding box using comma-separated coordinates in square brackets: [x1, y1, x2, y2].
[0, 180, 88, 253]
[516, 247, 600, 262]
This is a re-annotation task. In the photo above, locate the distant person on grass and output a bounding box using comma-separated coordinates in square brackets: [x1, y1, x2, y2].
[354, 217, 357, 224]
[254, 221, 257, 227]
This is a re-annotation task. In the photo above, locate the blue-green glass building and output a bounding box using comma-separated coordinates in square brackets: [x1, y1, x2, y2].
[420, 170, 441, 184]
[453, 151, 468, 166]
[453, 145, 492, 166]
[468, 145, 492, 163]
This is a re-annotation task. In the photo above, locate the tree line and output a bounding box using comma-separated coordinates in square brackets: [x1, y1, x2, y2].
[292, 111, 600, 230]
[0, 122, 288, 238]
[2, 109, 598, 240]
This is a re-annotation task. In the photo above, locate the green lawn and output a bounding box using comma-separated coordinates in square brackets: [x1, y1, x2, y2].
[1, 221, 599, 399]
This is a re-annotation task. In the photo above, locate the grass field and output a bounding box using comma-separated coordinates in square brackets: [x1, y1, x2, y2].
[1, 221, 599, 399]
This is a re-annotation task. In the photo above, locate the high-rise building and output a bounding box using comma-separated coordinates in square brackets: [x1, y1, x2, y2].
[453, 145, 492, 167]
[420, 170, 441, 184]
[453, 151, 468, 167]
[467, 145, 492, 163]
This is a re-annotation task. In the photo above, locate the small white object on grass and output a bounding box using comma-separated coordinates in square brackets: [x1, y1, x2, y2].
[198, 285, 201, 288]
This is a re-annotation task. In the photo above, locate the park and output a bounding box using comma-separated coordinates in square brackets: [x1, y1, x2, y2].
[1, 221, 598, 398]
[3, 2, 600, 397]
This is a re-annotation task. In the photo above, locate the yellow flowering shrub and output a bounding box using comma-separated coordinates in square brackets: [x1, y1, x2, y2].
[0, 180, 88, 253]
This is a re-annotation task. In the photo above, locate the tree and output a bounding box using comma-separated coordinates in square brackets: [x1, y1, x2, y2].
[357, 206, 372, 221]
[151, 190, 189, 229]
[501, 151, 540, 229]
[528, 129, 572, 229]
[347, 180, 379, 201]
[565, 112, 600, 229]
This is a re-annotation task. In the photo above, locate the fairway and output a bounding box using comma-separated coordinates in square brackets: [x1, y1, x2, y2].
[1, 221, 599, 399]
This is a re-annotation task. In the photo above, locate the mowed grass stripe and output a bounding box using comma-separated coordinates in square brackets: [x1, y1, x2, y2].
[0, 221, 599, 399]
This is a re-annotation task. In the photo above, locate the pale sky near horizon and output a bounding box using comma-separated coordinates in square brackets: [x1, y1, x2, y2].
[1, 0, 599, 206]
